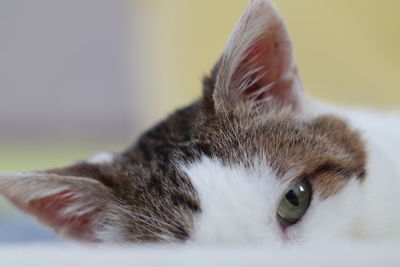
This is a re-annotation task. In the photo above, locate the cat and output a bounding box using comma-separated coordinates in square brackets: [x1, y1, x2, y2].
[0, 0, 399, 245]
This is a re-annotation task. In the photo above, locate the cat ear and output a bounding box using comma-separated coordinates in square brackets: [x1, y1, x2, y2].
[212, 0, 303, 112]
[0, 162, 114, 242]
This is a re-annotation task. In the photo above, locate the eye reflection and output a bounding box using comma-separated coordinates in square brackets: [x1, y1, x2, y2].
[277, 178, 312, 227]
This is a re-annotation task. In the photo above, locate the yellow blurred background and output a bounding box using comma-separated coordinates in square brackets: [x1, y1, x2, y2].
[144, 0, 400, 123]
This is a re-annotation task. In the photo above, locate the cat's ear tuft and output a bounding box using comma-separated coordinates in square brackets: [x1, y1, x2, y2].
[211, 0, 303, 112]
[0, 166, 113, 242]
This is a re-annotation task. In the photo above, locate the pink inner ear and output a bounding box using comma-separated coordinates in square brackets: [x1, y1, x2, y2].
[13, 190, 103, 242]
[234, 32, 298, 107]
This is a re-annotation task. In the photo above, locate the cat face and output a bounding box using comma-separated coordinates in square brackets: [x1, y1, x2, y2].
[0, 0, 368, 245]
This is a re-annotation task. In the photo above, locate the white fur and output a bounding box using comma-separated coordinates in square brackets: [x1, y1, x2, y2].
[94, 209, 132, 244]
[304, 100, 400, 242]
[180, 157, 287, 245]
[186, 0, 400, 246]
[88, 152, 114, 164]
[308, 101, 400, 240]
[181, 104, 400, 245]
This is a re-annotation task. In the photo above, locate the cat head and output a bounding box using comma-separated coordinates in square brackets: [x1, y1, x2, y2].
[0, 0, 370, 245]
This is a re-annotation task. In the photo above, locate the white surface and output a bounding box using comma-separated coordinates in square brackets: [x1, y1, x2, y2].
[0, 243, 399, 267]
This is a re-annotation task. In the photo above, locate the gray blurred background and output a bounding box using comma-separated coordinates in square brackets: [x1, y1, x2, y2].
[0, 0, 140, 141]
[0, 0, 147, 243]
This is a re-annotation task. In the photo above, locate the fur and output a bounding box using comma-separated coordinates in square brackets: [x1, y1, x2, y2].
[0, 0, 399, 247]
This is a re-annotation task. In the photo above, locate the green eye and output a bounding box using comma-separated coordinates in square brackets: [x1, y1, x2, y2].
[277, 178, 312, 226]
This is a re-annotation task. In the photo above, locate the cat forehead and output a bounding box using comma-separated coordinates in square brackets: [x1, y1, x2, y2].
[194, 110, 367, 191]
[134, 104, 367, 189]
[132, 105, 367, 199]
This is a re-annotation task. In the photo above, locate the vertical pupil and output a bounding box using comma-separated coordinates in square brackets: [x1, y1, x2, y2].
[285, 190, 299, 206]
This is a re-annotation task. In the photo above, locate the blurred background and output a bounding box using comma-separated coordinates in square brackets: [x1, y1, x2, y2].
[0, 0, 399, 242]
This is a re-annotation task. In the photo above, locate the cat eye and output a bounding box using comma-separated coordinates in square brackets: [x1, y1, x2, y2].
[277, 178, 312, 227]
